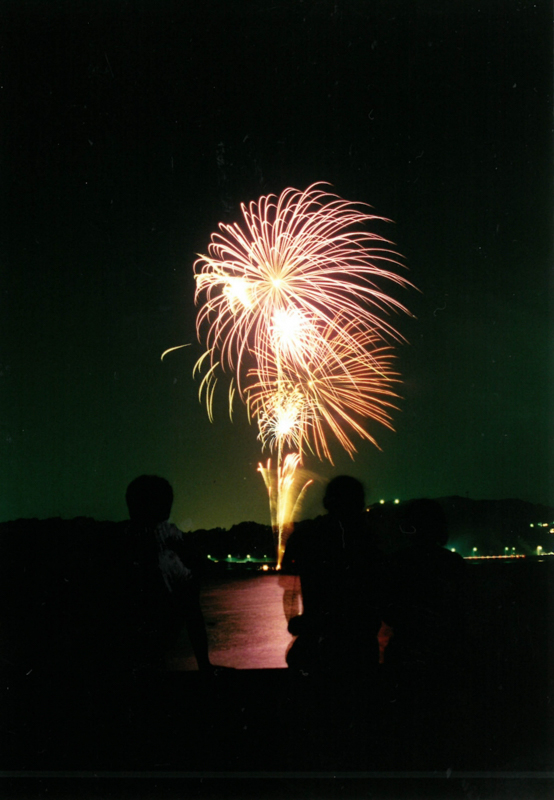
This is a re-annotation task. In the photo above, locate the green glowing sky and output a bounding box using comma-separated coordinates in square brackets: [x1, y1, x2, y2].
[1, 1, 552, 530]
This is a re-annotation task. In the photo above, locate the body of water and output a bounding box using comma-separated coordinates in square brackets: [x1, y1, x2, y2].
[167, 573, 302, 670]
[168, 559, 554, 672]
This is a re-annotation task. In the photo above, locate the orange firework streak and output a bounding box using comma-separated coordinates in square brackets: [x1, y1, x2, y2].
[193, 183, 412, 565]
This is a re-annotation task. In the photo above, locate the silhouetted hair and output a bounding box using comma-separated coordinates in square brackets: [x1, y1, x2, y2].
[401, 498, 448, 546]
[126, 475, 174, 524]
[323, 475, 366, 516]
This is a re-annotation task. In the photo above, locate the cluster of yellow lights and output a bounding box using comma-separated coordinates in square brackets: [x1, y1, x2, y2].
[193, 183, 411, 564]
[530, 522, 554, 532]
[465, 554, 526, 560]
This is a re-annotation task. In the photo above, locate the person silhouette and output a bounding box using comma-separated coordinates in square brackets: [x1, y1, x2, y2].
[380, 499, 468, 766]
[282, 476, 386, 677]
[383, 498, 466, 679]
[123, 475, 213, 672]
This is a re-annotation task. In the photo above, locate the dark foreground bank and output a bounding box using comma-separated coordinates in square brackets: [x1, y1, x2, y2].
[0, 514, 553, 777]
[1, 654, 552, 774]
[1, 561, 553, 776]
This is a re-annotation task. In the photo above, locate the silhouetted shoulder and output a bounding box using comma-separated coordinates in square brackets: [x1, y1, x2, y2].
[156, 521, 204, 580]
[392, 543, 465, 576]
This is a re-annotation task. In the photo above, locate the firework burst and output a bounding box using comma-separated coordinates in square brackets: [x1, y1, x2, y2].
[192, 182, 412, 563]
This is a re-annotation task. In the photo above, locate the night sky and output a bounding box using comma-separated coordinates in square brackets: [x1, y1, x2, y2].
[2, 1, 552, 532]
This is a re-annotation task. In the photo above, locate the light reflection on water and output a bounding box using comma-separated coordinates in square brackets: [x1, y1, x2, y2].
[167, 574, 302, 671]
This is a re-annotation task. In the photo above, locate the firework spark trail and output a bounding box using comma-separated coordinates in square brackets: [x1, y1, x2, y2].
[258, 455, 314, 565]
[193, 182, 412, 564]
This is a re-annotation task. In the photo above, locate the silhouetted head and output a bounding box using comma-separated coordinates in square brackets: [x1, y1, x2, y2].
[126, 475, 174, 525]
[323, 475, 366, 520]
[400, 498, 448, 546]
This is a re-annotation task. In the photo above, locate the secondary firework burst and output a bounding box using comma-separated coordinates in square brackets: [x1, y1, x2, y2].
[193, 182, 412, 565]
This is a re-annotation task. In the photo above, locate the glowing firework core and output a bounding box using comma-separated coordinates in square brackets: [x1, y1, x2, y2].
[193, 183, 412, 563]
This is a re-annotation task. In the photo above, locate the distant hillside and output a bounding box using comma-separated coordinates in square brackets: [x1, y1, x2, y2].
[368, 496, 554, 557]
[435, 496, 554, 556]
